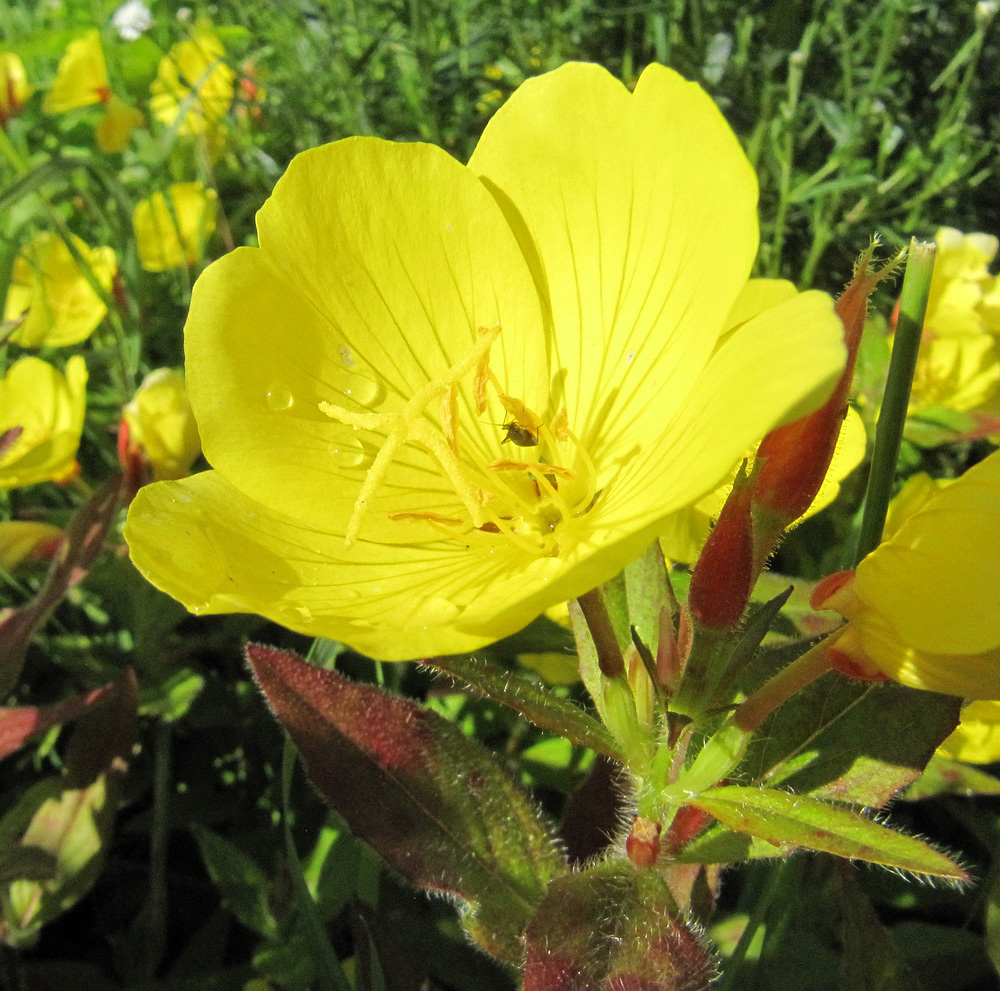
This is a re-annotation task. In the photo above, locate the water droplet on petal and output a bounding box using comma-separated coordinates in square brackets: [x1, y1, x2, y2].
[337, 344, 356, 368]
[341, 372, 385, 408]
[265, 383, 294, 411]
[626, 349, 636, 364]
[421, 596, 461, 625]
[330, 435, 371, 469]
[278, 603, 314, 625]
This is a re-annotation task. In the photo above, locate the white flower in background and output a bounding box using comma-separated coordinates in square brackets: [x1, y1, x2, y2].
[112, 0, 153, 40]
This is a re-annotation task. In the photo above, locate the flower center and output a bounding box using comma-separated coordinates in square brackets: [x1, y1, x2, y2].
[319, 325, 598, 555]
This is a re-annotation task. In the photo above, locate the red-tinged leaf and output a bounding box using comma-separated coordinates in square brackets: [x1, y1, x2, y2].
[246, 644, 566, 964]
[688, 785, 966, 880]
[426, 654, 622, 761]
[0, 680, 122, 761]
[0, 474, 122, 699]
[0, 670, 137, 947]
[523, 861, 716, 991]
[905, 756, 1000, 800]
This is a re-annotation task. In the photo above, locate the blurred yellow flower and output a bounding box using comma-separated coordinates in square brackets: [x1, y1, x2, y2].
[906, 227, 1000, 417]
[96, 95, 144, 152]
[43, 30, 109, 113]
[814, 451, 1000, 698]
[0, 356, 88, 489]
[0, 521, 63, 570]
[125, 63, 844, 660]
[0, 52, 31, 125]
[4, 232, 117, 348]
[938, 700, 1000, 764]
[123, 369, 201, 480]
[150, 24, 234, 136]
[133, 182, 218, 272]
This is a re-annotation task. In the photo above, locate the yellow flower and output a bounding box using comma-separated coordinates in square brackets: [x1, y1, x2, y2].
[149, 24, 234, 136]
[937, 700, 1000, 764]
[123, 369, 201, 481]
[133, 182, 218, 272]
[0, 52, 31, 125]
[4, 232, 117, 348]
[0, 521, 63, 570]
[124, 63, 844, 660]
[814, 451, 1000, 698]
[906, 227, 1000, 417]
[0, 356, 88, 489]
[96, 95, 144, 152]
[43, 30, 109, 113]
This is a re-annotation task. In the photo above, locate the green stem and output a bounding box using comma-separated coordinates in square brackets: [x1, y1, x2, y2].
[852, 239, 936, 564]
[576, 587, 625, 678]
[734, 635, 839, 733]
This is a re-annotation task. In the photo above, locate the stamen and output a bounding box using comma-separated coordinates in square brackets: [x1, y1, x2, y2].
[441, 382, 460, 457]
[387, 511, 465, 526]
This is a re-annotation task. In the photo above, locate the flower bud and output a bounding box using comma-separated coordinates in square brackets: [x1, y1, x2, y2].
[753, 242, 902, 532]
[688, 463, 753, 631]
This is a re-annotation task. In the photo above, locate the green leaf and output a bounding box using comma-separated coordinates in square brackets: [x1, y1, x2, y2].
[247, 644, 567, 964]
[191, 825, 279, 940]
[0, 670, 138, 947]
[689, 785, 966, 879]
[904, 756, 1000, 800]
[742, 667, 960, 807]
[835, 866, 926, 991]
[425, 653, 622, 761]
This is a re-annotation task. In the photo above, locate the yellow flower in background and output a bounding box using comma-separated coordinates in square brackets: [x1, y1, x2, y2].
[133, 182, 218, 271]
[150, 24, 234, 136]
[125, 63, 844, 660]
[4, 232, 117, 348]
[814, 451, 1000, 698]
[43, 30, 109, 113]
[123, 369, 201, 481]
[0, 52, 31, 125]
[96, 95, 143, 152]
[0, 521, 63, 570]
[924, 227, 1000, 338]
[0, 356, 88, 489]
[906, 227, 1000, 418]
[938, 700, 1000, 764]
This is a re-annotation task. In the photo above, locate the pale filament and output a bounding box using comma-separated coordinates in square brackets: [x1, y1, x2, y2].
[319, 323, 597, 552]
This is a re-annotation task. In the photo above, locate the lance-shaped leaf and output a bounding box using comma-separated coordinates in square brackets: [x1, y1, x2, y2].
[741, 671, 960, 808]
[0, 669, 138, 947]
[688, 785, 966, 880]
[0, 473, 122, 698]
[246, 644, 567, 964]
[425, 654, 622, 761]
[523, 860, 716, 991]
[0, 679, 123, 761]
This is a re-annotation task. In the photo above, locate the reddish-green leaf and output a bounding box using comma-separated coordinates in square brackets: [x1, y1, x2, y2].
[0, 669, 137, 946]
[689, 785, 966, 880]
[247, 644, 567, 964]
[0, 680, 122, 762]
[0, 474, 122, 698]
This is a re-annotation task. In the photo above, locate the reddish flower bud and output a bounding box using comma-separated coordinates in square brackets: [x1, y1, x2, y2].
[753, 243, 902, 529]
[688, 464, 754, 631]
[626, 816, 662, 868]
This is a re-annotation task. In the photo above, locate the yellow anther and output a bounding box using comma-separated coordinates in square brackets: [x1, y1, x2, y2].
[488, 460, 576, 479]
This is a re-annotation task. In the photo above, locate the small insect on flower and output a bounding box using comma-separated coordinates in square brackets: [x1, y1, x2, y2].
[499, 395, 542, 447]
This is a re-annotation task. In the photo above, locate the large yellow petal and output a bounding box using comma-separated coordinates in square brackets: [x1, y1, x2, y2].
[125, 471, 648, 659]
[187, 138, 546, 536]
[855, 449, 1000, 655]
[467, 62, 759, 452]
